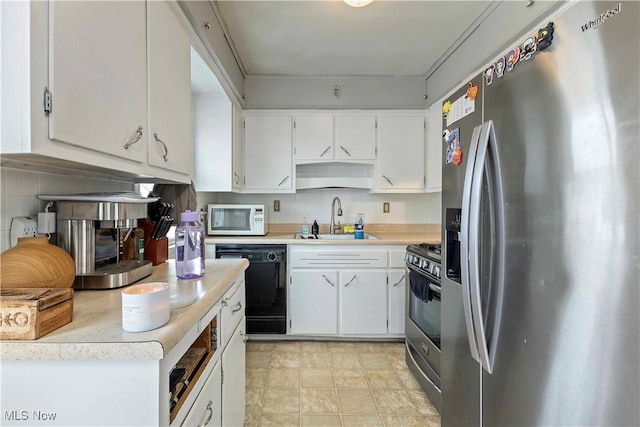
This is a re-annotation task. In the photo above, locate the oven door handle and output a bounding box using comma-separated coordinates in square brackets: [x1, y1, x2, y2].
[428, 283, 441, 294]
[405, 342, 441, 392]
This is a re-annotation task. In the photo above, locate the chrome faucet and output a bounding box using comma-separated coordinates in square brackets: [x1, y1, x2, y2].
[330, 197, 343, 234]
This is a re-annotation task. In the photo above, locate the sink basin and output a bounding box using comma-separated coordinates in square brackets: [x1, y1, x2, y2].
[294, 233, 378, 240]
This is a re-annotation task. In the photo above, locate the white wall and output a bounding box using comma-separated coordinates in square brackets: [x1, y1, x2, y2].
[197, 188, 441, 227]
[0, 167, 134, 252]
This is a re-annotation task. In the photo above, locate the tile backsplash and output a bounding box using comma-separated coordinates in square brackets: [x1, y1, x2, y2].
[198, 188, 441, 227]
[0, 167, 134, 252]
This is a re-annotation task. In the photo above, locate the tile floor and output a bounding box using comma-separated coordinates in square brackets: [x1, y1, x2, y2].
[244, 341, 441, 427]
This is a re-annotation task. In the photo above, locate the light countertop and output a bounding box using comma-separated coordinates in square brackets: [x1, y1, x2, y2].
[0, 259, 249, 361]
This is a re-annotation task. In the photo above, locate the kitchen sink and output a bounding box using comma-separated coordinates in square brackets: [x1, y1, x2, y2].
[294, 233, 378, 240]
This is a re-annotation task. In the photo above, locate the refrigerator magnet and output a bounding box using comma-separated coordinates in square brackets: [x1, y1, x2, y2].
[536, 22, 554, 51]
[442, 100, 452, 119]
[495, 57, 506, 78]
[453, 149, 463, 166]
[520, 37, 537, 62]
[506, 47, 520, 72]
[466, 82, 479, 100]
[484, 65, 495, 85]
[444, 128, 460, 164]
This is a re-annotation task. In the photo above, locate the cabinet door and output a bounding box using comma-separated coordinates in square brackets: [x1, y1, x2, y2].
[388, 269, 407, 335]
[289, 270, 338, 335]
[340, 270, 387, 335]
[243, 115, 293, 191]
[232, 104, 244, 191]
[335, 115, 376, 160]
[377, 115, 425, 190]
[222, 320, 246, 427]
[48, 1, 146, 162]
[425, 104, 443, 192]
[147, 1, 192, 174]
[183, 360, 222, 427]
[294, 115, 334, 160]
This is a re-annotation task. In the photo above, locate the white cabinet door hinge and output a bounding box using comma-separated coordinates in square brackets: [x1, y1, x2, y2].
[43, 87, 53, 116]
[289, 319, 292, 328]
[221, 368, 224, 384]
[293, 121, 296, 129]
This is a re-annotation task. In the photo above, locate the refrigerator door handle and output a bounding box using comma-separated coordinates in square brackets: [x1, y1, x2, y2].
[460, 123, 483, 363]
[468, 120, 506, 375]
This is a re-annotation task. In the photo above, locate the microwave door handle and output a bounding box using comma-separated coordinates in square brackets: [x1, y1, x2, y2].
[461, 123, 483, 364]
[249, 209, 255, 231]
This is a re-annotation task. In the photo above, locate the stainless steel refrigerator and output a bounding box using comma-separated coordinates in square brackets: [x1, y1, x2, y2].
[441, 1, 639, 426]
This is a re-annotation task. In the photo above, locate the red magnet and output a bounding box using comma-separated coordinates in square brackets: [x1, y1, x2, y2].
[453, 149, 463, 166]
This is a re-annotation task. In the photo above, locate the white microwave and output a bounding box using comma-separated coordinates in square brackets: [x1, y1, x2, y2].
[207, 204, 268, 236]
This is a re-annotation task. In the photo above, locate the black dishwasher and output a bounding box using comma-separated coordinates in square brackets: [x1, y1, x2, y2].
[215, 244, 286, 334]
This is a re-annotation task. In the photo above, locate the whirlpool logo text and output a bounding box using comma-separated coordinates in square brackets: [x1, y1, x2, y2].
[581, 3, 621, 31]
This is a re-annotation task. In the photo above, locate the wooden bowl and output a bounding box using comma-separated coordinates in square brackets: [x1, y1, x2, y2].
[0, 237, 76, 288]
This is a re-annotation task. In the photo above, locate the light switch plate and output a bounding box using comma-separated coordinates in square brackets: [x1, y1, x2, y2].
[10, 216, 38, 247]
[273, 200, 281, 212]
[383, 202, 390, 213]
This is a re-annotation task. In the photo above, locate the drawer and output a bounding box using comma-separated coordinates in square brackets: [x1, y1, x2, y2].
[220, 280, 245, 349]
[290, 250, 387, 268]
[182, 359, 222, 427]
[389, 249, 407, 268]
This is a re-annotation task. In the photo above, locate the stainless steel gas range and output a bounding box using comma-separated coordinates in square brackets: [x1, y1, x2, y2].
[405, 243, 442, 411]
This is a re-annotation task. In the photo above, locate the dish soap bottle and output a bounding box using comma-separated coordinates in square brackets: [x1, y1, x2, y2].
[175, 210, 205, 279]
[311, 220, 319, 235]
[301, 218, 310, 235]
[355, 213, 365, 239]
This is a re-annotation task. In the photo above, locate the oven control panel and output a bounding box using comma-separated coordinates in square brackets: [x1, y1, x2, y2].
[405, 248, 441, 280]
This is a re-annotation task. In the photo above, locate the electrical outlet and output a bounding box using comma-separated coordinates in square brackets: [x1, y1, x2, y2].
[383, 202, 390, 213]
[10, 216, 38, 247]
[273, 200, 281, 212]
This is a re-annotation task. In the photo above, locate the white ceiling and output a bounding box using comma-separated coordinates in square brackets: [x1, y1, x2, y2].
[214, 0, 493, 78]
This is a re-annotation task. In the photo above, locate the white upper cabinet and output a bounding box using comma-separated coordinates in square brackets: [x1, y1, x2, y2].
[243, 114, 294, 192]
[334, 115, 376, 160]
[293, 113, 376, 162]
[147, 0, 192, 175]
[48, 1, 147, 162]
[294, 115, 334, 160]
[375, 114, 426, 192]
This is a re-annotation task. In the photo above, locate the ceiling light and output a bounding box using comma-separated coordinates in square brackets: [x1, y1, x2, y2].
[343, 0, 374, 7]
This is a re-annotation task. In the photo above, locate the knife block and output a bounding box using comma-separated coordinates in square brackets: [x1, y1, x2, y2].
[145, 237, 168, 266]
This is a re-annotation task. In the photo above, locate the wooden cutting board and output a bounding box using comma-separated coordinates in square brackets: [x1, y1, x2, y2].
[0, 288, 74, 340]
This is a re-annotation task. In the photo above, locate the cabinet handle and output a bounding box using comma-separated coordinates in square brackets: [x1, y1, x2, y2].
[322, 274, 336, 287]
[344, 275, 357, 287]
[383, 175, 394, 186]
[123, 126, 143, 149]
[153, 133, 169, 162]
[320, 146, 332, 157]
[222, 297, 230, 307]
[234, 172, 240, 184]
[278, 175, 290, 187]
[198, 400, 213, 427]
[392, 274, 406, 287]
[232, 301, 243, 313]
[339, 146, 352, 157]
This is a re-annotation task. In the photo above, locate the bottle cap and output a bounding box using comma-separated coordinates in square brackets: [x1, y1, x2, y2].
[180, 210, 200, 222]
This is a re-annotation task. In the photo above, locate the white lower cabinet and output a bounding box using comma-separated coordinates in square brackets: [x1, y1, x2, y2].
[221, 319, 246, 427]
[388, 269, 407, 334]
[182, 360, 222, 427]
[340, 270, 387, 335]
[289, 270, 338, 335]
[288, 245, 406, 337]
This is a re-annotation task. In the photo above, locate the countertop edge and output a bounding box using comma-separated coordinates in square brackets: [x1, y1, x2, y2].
[0, 259, 249, 362]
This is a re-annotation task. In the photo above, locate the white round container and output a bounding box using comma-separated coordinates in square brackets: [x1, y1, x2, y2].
[122, 282, 170, 332]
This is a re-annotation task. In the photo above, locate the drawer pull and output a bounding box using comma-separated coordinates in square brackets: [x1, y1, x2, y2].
[198, 400, 213, 427]
[123, 125, 143, 149]
[231, 301, 243, 313]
